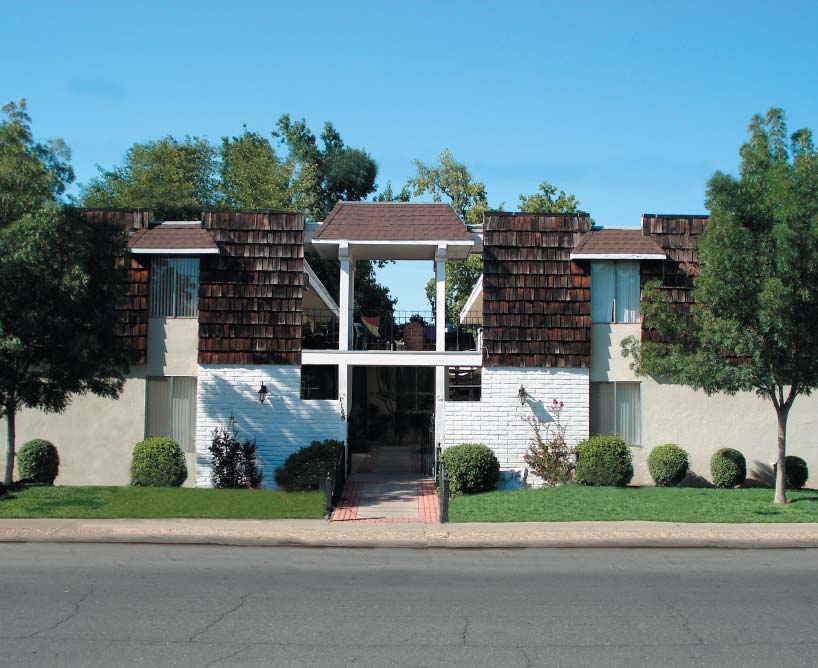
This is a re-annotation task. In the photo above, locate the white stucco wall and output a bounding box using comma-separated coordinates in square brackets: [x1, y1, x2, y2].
[440, 367, 590, 486]
[593, 323, 818, 487]
[196, 365, 344, 488]
[0, 318, 200, 486]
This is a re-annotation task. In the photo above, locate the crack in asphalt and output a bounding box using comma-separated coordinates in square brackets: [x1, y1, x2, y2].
[461, 616, 470, 645]
[655, 590, 705, 645]
[28, 585, 94, 638]
[189, 594, 251, 642]
[519, 647, 534, 667]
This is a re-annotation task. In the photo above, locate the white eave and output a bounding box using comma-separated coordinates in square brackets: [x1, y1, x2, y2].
[459, 274, 483, 324]
[130, 247, 220, 255]
[309, 237, 474, 260]
[304, 260, 339, 315]
[569, 253, 666, 261]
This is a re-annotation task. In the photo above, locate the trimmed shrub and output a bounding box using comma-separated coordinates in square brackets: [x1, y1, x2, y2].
[574, 434, 633, 487]
[710, 448, 746, 488]
[130, 437, 187, 487]
[209, 418, 264, 489]
[783, 456, 809, 490]
[275, 439, 343, 491]
[18, 439, 60, 484]
[442, 443, 500, 495]
[647, 444, 689, 487]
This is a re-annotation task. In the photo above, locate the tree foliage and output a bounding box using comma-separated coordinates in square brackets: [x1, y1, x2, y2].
[0, 99, 74, 228]
[81, 136, 218, 215]
[623, 108, 818, 503]
[408, 148, 490, 225]
[1, 101, 130, 485]
[219, 128, 293, 210]
[518, 181, 580, 214]
[275, 115, 377, 219]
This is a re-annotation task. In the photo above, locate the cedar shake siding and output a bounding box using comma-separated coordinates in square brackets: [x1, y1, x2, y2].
[77, 208, 150, 364]
[640, 214, 708, 343]
[483, 212, 593, 368]
[199, 211, 304, 365]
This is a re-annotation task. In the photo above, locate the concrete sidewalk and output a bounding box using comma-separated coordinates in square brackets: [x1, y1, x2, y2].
[0, 518, 817, 548]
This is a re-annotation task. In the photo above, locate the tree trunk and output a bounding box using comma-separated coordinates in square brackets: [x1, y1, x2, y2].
[773, 407, 788, 504]
[4, 402, 15, 487]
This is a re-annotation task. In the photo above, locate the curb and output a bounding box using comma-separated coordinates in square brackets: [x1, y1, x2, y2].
[0, 520, 817, 549]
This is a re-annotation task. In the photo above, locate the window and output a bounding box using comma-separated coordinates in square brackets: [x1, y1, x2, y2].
[447, 367, 481, 402]
[590, 381, 641, 446]
[301, 365, 338, 400]
[591, 261, 640, 323]
[149, 257, 200, 317]
[146, 377, 197, 452]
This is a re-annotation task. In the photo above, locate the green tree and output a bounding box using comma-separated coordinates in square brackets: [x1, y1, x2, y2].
[80, 136, 218, 214]
[0, 99, 74, 228]
[623, 109, 818, 504]
[0, 205, 131, 485]
[408, 148, 490, 225]
[409, 150, 491, 321]
[219, 128, 293, 210]
[373, 180, 411, 202]
[518, 181, 580, 213]
[275, 115, 377, 219]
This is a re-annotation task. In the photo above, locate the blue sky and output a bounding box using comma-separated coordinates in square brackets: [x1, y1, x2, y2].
[3, 1, 817, 310]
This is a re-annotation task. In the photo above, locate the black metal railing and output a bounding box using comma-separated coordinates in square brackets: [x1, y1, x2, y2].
[437, 446, 449, 524]
[302, 309, 481, 353]
[419, 414, 436, 477]
[322, 442, 350, 517]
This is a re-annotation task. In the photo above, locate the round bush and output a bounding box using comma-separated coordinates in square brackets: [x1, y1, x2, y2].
[783, 456, 809, 490]
[17, 439, 60, 484]
[575, 435, 633, 486]
[442, 443, 500, 495]
[710, 448, 746, 488]
[130, 437, 187, 487]
[275, 439, 343, 491]
[647, 444, 689, 487]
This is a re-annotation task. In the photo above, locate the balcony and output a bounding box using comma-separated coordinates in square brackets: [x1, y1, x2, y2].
[301, 310, 481, 352]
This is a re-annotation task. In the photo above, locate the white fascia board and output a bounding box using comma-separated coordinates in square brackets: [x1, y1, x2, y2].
[459, 274, 483, 324]
[304, 260, 339, 315]
[130, 248, 220, 255]
[569, 253, 666, 260]
[311, 238, 473, 247]
[301, 350, 482, 367]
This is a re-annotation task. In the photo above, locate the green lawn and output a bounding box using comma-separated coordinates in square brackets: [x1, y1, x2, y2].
[0, 485, 325, 519]
[449, 486, 818, 523]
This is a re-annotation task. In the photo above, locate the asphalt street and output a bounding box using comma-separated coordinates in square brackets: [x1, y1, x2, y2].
[0, 544, 816, 667]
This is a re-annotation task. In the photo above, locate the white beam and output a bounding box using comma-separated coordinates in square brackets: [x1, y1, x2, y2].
[302, 350, 482, 367]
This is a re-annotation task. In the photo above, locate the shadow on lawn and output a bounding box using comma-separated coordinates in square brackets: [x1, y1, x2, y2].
[0, 484, 106, 513]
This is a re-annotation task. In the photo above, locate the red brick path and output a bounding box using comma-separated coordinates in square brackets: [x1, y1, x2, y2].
[331, 480, 440, 523]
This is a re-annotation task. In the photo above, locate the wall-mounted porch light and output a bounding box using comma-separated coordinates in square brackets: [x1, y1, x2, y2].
[517, 385, 528, 406]
[257, 384, 269, 404]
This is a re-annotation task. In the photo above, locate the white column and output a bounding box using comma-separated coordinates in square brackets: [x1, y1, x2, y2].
[435, 244, 447, 352]
[435, 365, 446, 450]
[339, 243, 354, 351]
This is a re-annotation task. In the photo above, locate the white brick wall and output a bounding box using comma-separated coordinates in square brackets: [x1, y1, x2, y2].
[196, 365, 344, 487]
[441, 367, 589, 486]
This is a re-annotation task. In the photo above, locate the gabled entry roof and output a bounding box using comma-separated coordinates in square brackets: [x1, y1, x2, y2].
[311, 202, 475, 260]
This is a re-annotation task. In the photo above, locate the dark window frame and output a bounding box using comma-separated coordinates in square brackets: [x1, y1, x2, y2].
[447, 366, 482, 402]
[300, 365, 339, 400]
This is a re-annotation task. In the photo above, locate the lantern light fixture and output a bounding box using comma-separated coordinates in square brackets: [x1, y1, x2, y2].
[257, 384, 269, 404]
[517, 385, 528, 406]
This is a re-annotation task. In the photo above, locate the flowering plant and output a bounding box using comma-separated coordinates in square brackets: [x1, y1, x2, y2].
[523, 399, 575, 485]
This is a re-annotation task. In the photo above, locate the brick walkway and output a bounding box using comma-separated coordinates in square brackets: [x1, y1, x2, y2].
[331, 448, 440, 523]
